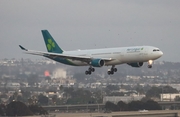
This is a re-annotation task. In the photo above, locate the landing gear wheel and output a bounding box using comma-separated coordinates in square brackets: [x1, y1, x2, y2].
[85, 71, 89, 75]
[88, 71, 92, 75]
[113, 68, 117, 72]
[148, 65, 152, 68]
[111, 71, 114, 74]
[85, 71, 91, 75]
[85, 67, 94, 75]
[108, 71, 111, 75]
[88, 67, 95, 72]
[91, 68, 95, 72]
[107, 71, 114, 75]
[108, 66, 117, 75]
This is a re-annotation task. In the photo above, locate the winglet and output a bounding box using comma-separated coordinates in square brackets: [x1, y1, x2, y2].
[19, 45, 28, 51]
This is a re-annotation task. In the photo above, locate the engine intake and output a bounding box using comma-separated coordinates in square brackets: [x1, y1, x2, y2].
[127, 62, 143, 67]
[90, 59, 105, 67]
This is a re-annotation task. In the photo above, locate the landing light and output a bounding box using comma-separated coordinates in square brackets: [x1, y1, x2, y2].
[148, 60, 153, 65]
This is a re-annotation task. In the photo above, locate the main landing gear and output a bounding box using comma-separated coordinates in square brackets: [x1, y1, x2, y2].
[107, 66, 117, 75]
[85, 67, 95, 75]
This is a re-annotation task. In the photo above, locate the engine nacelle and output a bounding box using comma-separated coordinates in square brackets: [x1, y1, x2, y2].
[90, 59, 105, 67]
[127, 62, 143, 67]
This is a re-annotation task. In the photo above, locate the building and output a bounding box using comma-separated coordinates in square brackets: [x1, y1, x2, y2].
[103, 94, 145, 104]
[160, 93, 180, 101]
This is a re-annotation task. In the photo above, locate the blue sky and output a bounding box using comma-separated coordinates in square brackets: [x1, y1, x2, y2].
[0, 0, 180, 62]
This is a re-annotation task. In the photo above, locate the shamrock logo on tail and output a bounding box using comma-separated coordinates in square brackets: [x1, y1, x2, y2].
[47, 39, 55, 51]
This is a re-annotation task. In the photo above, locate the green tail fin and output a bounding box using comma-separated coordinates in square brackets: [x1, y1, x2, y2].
[41, 30, 63, 53]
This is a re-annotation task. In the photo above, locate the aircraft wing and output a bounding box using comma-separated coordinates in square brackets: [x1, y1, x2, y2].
[19, 45, 114, 63]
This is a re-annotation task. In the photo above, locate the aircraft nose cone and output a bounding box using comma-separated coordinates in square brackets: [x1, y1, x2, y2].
[159, 51, 163, 57]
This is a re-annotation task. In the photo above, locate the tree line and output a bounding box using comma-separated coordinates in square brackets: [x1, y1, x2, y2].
[105, 100, 161, 111]
[0, 101, 48, 116]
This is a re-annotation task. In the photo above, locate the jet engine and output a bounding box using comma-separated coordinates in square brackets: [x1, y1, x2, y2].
[90, 59, 105, 67]
[127, 62, 143, 67]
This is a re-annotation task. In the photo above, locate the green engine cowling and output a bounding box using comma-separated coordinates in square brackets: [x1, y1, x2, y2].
[90, 59, 105, 67]
[127, 62, 143, 67]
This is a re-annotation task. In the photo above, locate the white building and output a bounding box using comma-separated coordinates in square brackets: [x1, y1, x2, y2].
[103, 94, 145, 104]
[52, 68, 67, 79]
[160, 93, 180, 101]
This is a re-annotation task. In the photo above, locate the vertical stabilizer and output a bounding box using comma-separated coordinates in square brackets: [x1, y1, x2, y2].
[41, 30, 63, 53]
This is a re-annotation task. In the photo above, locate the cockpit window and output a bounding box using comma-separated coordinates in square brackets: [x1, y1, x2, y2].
[153, 49, 160, 52]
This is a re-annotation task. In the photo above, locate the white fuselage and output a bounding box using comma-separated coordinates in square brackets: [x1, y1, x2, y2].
[62, 46, 163, 66]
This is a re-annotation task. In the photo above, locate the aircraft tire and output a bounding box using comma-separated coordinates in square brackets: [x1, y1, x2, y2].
[114, 68, 117, 72]
[108, 71, 111, 75]
[91, 68, 95, 72]
[85, 71, 89, 75]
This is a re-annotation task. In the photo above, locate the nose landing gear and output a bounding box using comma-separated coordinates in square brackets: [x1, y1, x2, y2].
[148, 60, 153, 68]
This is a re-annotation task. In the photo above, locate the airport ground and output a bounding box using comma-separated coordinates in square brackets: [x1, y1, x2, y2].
[47, 110, 179, 117]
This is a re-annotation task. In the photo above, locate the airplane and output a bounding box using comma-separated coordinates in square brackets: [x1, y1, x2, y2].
[19, 30, 163, 75]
